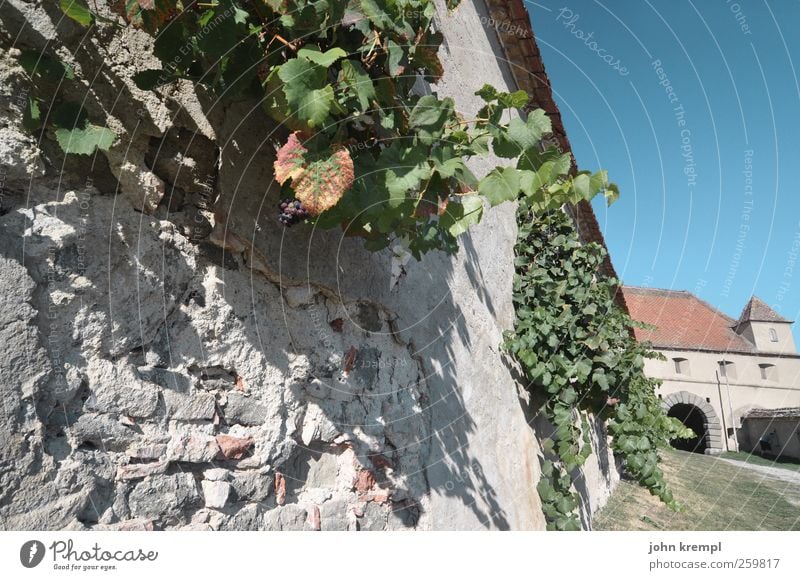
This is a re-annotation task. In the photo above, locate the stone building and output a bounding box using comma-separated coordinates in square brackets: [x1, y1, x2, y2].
[739, 408, 800, 461]
[622, 287, 800, 455]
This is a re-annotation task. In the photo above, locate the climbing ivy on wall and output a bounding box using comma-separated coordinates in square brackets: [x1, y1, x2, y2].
[505, 209, 693, 530]
[38, 0, 619, 258]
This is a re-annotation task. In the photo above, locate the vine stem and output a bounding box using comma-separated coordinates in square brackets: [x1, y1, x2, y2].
[271, 34, 297, 51]
[363, 31, 381, 67]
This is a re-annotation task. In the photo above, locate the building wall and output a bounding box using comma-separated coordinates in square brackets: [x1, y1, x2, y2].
[735, 321, 798, 355]
[643, 349, 800, 453]
[739, 417, 800, 461]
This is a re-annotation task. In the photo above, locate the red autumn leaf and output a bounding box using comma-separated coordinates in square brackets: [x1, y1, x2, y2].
[414, 196, 449, 218]
[274, 131, 308, 185]
[112, 0, 175, 32]
[413, 44, 444, 82]
[293, 147, 354, 216]
[274, 132, 354, 216]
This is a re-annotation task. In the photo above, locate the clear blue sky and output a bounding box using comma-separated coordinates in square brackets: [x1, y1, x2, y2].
[527, 0, 800, 338]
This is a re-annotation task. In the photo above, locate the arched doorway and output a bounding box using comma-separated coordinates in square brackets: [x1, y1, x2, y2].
[661, 391, 724, 455]
[668, 404, 707, 453]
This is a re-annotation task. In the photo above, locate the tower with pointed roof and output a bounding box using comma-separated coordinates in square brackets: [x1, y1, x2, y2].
[734, 296, 796, 355]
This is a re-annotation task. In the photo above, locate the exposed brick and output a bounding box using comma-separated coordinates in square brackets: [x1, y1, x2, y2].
[215, 434, 254, 460]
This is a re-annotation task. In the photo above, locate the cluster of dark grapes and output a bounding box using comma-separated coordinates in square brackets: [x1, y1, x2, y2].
[277, 198, 309, 227]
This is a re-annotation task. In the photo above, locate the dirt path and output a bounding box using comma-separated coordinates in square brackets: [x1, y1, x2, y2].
[717, 457, 800, 486]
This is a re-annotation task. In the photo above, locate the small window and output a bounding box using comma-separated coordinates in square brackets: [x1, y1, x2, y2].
[673, 357, 690, 375]
[759, 363, 778, 382]
[718, 360, 737, 380]
[769, 328, 779, 342]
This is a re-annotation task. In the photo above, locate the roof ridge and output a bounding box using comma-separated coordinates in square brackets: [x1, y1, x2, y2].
[622, 285, 691, 295]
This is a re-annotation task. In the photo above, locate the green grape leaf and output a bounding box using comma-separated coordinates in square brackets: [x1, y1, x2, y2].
[338, 59, 375, 111]
[518, 169, 546, 199]
[278, 58, 334, 127]
[497, 90, 530, 109]
[56, 124, 116, 155]
[589, 169, 609, 194]
[571, 173, 594, 201]
[518, 146, 563, 171]
[359, 0, 394, 30]
[441, 195, 484, 237]
[386, 40, 406, 77]
[524, 108, 552, 139]
[195, 4, 249, 58]
[494, 110, 552, 158]
[378, 143, 432, 201]
[431, 151, 466, 179]
[409, 95, 454, 144]
[60, 0, 95, 27]
[559, 387, 578, 405]
[505, 117, 542, 150]
[298, 46, 347, 67]
[551, 152, 573, 176]
[536, 479, 556, 502]
[605, 182, 620, 205]
[475, 84, 498, 102]
[264, 0, 289, 12]
[478, 167, 520, 207]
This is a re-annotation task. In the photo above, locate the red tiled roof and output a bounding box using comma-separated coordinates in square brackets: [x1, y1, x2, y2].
[621, 287, 755, 352]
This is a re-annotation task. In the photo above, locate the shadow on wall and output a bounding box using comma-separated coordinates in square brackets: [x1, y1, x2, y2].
[0, 2, 513, 531]
[514, 379, 615, 530]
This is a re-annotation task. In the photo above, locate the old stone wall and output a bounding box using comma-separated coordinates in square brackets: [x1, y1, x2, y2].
[0, 0, 616, 531]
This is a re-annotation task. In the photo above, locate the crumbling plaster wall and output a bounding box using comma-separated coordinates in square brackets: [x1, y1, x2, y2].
[0, 0, 615, 531]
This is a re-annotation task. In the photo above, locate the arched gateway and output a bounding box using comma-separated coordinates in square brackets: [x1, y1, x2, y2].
[661, 391, 724, 455]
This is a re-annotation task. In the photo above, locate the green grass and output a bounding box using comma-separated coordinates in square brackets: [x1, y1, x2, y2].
[720, 451, 800, 473]
[593, 449, 800, 531]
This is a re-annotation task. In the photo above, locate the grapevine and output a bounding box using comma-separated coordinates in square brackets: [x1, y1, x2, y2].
[35, 0, 619, 257]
